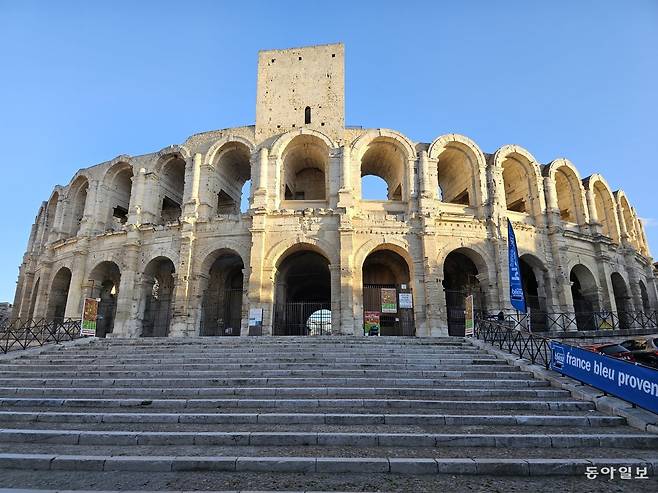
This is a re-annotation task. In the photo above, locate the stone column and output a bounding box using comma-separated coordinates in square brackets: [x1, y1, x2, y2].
[252, 148, 269, 210]
[64, 247, 89, 319]
[79, 179, 100, 236]
[247, 213, 270, 335]
[337, 145, 353, 208]
[112, 236, 140, 337]
[586, 189, 601, 235]
[338, 221, 355, 335]
[50, 195, 68, 242]
[329, 264, 342, 334]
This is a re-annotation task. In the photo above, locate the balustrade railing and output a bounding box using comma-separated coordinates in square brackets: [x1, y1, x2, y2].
[484, 309, 658, 332]
[0, 318, 85, 354]
[474, 317, 552, 368]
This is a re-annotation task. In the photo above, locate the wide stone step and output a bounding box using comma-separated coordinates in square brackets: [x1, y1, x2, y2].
[0, 369, 532, 379]
[1, 428, 654, 449]
[0, 387, 571, 399]
[0, 451, 655, 476]
[0, 397, 595, 411]
[0, 375, 548, 388]
[0, 411, 626, 427]
[32, 348, 483, 356]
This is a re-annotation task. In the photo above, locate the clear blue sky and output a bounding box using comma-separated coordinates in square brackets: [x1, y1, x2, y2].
[1, 0, 656, 303]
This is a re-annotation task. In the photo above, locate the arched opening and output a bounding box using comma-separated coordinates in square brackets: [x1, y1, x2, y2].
[443, 250, 486, 336]
[88, 261, 121, 338]
[68, 177, 89, 236]
[618, 196, 637, 245]
[639, 280, 651, 312]
[274, 249, 331, 335]
[282, 135, 328, 201]
[304, 106, 311, 124]
[570, 265, 600, 330]
[362, 249, 414, 336]
[592, 182, 618, 242]
[27, 278, 40, 320]
[611, 273, 632, 329]
[140, 257, 175, 337]
[213, 142, 251, 215]
[554, 168, 581, 224]
[159, 156, 186, 223]
[502, 158, 531, 213]
[46, 267, 72, 323]
[437, 146, 474, 206]
[360, 138, 405, 201]
[361, 175, 389, 200]
[201, 252, 244, 336]
[105, 163, 133, 229]
[520, 256, 548, 331]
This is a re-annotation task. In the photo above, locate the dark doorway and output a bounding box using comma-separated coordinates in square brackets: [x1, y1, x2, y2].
[520, 257, 547, 331]
[46, 268, 72, 323]
[362, 249, 415, 336]
[443, 251, 485, 336]
[611, 273, 631, 329]
[570, 265, 599, 330]
[141, 257, 176, 337]
[88, 261, 121, 338]
[201, 253, 244, 336]
[274, 250, 331, 336]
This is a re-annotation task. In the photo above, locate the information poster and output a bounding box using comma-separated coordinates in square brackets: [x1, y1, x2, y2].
[364, 311, 380, 335]
[381, 288, 397, 313]
[464, 294, 474, 336]
[398, 292, 413, 309]
[81, 298, 99, 336]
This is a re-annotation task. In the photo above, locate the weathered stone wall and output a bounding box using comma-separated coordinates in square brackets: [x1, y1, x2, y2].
[10, 44, 658, 337]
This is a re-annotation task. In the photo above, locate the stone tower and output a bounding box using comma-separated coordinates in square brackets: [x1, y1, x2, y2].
[255, 43, 345, 142]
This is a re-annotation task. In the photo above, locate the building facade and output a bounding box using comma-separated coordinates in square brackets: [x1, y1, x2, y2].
[11, 43, 658, 337]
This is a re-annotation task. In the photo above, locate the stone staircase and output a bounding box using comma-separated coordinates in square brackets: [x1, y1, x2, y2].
[0, 336, 656, 491]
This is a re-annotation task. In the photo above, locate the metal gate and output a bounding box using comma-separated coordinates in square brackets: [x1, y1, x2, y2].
[445, 289, 485, 336]
[142, 295, 173, 337]
[200, 288, 243, 336]
[96, 297, 117, 338]
[273, 301, 331, 336]
[363, 284, 415, 336]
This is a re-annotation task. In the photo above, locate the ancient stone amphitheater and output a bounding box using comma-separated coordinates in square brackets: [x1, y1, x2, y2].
[11, 43, 658, 338]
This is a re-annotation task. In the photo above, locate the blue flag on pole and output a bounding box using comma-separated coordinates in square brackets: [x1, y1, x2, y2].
[507, 219, 527, 313]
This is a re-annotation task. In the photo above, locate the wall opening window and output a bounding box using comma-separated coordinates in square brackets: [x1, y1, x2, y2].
[359, 138, 405, 201]
[159, 156, 186, 223]
[436, 147, 473, 206]
[304, 106, 311, 124]
[212, 142, 251, 215]
[281, 135, 328, 201]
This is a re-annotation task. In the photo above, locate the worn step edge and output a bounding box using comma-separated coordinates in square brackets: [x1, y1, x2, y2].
[0, 411, 625, 426]
[0, 429, 653, 448]
[0, 453, 655, 476]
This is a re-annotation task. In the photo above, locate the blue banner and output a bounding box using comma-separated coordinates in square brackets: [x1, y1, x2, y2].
[550, 341, 658, 414]
[507, 219, 526, 313]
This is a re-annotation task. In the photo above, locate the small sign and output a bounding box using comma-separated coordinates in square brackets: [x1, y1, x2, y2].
[364, 311, 380, 336]
[81, 298, 100, 336]
[464, 294, 474, 336]
[398, 292, 413, 309]
[381, 288, 397, 313]
[248, 308, 263, 326]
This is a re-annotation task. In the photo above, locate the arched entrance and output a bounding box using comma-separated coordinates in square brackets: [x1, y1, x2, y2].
[88, 261, 121, 337]
[46, 267, 72, 323]
[140, 257, 176, 337]
[519, 255, 548, 331]
[570, 265, 600, 330]
[362, 249, 414, 336]
[639, 280, 651, 312]
[200, 252, 244, 336]
[611, 273, 632, 329]
[443, 250, 486, 336]
[274, 249, 331, 336]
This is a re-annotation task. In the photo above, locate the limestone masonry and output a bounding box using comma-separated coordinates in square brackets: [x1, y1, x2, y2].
[11, 43, 658, 337]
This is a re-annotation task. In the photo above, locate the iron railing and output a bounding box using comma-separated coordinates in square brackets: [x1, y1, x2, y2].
[484, 309, 658, 333]
[0, 318, 85, 354]
[475, 317, 552, 368]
